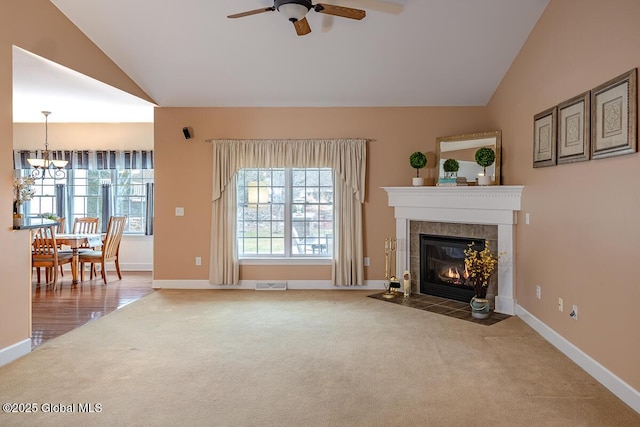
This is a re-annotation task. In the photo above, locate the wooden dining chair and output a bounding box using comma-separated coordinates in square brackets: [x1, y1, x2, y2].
[60, 216, 100, 277]
[32, 225, 73, 291]
[55, 217, 66, 276]
[36, 217, 66, 283]
[72, 217, 100, 249]
[79, 216, 126, 284]
[56, 217, 66, 234]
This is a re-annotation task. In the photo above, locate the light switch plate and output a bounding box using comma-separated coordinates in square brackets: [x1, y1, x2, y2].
[175, 207, 185, 216]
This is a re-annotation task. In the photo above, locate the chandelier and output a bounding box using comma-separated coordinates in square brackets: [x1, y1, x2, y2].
[27, 111, 68, 179]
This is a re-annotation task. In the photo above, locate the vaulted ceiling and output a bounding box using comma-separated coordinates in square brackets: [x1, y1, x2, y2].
[13, 0, 549, 122]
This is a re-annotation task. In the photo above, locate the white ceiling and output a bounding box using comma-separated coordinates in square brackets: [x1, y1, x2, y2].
[13, 0, 550, 122]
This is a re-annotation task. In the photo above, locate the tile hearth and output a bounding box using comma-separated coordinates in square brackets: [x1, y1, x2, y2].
[368, 292, 511, 326]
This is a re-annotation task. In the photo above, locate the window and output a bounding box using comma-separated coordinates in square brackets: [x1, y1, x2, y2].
[24, 175, 56, 215]
[236, 168, 333, 257]
[15, 149, 154, 235]
[20, 168, 154, 234]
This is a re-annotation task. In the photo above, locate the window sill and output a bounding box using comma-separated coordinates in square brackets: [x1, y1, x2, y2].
[239, 258, 332, 266]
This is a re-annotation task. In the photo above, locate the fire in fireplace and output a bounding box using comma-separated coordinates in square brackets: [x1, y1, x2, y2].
[419, 234, 484, 302]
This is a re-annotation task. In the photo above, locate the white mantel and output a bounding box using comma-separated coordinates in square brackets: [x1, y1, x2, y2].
[382, 186, 524, 315]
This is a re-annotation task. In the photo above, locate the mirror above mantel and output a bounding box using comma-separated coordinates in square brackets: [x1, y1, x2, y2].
[436, 130, 502, 185]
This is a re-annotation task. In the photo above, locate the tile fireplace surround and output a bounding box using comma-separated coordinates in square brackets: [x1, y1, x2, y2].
[382, 186, 524, 315]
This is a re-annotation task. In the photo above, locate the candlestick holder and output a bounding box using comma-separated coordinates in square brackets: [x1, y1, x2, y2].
[383, 237, 400, 299]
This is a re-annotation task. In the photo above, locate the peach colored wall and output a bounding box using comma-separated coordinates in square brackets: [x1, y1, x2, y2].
[13, 123, 153, 150]
[0, 1, 152, 354]
[487, 0, 640, 390]
[153, 107, 489, 281]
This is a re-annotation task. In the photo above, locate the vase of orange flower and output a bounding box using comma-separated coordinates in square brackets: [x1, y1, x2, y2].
[464, 240, 499, 319]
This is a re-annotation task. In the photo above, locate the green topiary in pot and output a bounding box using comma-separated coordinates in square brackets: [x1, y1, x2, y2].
[409, 151, 427, 177]
[442, 158, 459, 178]
[475, 147, 496, 176]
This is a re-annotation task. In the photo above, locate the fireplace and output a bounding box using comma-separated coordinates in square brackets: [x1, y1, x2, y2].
[420, 234, 484, 302]
[382, 186, 523, 315]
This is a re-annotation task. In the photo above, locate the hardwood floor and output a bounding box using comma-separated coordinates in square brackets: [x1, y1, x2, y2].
[31, 270, 154, 349]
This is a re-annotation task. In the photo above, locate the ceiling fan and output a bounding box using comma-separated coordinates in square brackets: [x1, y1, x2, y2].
[227, 0, 366, 36]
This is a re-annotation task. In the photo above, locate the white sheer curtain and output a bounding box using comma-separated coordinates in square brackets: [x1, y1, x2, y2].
[207, 139, 367, 286]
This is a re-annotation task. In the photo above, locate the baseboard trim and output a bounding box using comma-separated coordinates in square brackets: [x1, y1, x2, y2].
[153, 279, 386, 290]
[516, 305, 640, 413]
[0, 339, 31, 367]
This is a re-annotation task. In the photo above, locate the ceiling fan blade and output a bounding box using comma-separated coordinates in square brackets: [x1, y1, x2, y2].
[314, 3, 366, 20]
[227, 7, 275, 19]
[294, 17, 312, 36]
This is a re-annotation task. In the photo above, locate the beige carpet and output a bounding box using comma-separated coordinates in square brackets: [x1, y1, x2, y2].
[0, 290, 638, 426]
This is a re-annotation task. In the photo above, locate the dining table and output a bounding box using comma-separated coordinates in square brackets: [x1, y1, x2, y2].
[56, 233, 103, 284]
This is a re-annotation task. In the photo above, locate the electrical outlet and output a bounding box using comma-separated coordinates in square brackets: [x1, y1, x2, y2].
[195, 256, 202, 266]
[525, 213, 530, 225]
[570, 305, 578, 320]
[558, 297, 563, 312]
[175, 207, 185, 216]
[364, 257, 370, 267]
[535, 285, 541, 299]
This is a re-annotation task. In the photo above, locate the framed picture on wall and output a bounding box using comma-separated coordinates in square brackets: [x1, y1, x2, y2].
[557, 91, 590, 164]
[591, 68, 637, 159]
[533, 106, 557, 167]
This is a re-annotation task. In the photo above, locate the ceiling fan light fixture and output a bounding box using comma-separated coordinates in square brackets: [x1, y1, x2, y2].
[228, 0, 365, 36]
[276, 1, 311, 22]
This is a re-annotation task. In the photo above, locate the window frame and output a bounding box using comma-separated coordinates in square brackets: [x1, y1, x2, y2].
[236, 167, 334, 260]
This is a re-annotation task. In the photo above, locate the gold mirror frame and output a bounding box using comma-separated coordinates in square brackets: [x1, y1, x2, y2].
[436, 130, 502, 185]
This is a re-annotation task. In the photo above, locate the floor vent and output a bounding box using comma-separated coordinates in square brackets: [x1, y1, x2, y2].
[255, 281, 287, 291]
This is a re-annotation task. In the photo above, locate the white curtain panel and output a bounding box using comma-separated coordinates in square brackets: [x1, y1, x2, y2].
[210, 181, 238, 285]
[207, 139, 367, 286]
